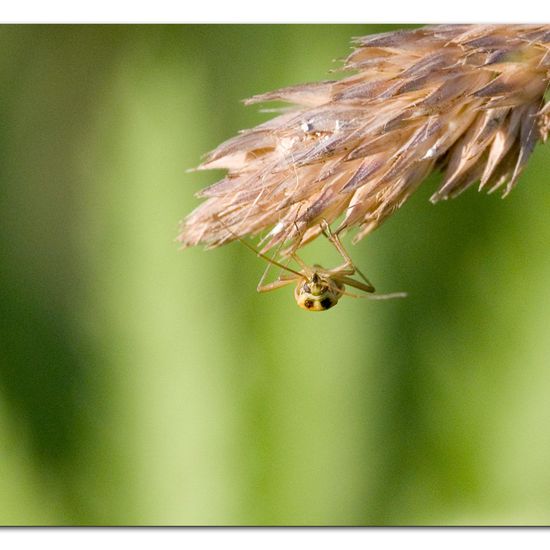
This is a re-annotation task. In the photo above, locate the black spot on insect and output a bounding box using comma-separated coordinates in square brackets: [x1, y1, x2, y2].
[304, 299, 314, 309]
[320, 297, 333, 310]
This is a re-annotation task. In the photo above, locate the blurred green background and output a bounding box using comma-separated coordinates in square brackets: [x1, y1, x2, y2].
[0, 24, 550, 526]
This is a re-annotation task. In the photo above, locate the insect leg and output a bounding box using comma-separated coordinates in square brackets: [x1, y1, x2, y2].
[320, 219, 354, 272]
[257, 275, 298, 293]
[321, 219, 375, 288]
[340, 286, 407, 300]
[335, 275, 375, 294]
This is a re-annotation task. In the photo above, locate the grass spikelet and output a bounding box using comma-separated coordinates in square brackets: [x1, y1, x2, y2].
[178, 24, 550, 254]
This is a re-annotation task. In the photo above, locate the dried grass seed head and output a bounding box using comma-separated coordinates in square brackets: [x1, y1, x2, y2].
[178, 24, 550, 254]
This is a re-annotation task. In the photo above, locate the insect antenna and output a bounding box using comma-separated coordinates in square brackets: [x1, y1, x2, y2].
[216, 218, 305, 279]
[257, 230, 296, 289]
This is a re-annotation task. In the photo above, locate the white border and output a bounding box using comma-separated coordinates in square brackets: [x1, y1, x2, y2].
[1, 0, 550, 23]
[0, 527, 548, 549]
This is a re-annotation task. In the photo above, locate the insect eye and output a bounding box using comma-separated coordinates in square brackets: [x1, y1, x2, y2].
[320, 297, 333, 310]
[303, 299, 314, 309]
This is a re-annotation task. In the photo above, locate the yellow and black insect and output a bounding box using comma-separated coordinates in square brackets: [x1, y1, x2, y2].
[228, 220, 406, 312]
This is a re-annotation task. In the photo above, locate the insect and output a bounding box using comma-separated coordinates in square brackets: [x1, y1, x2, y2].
[227, 220, 406, 312]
